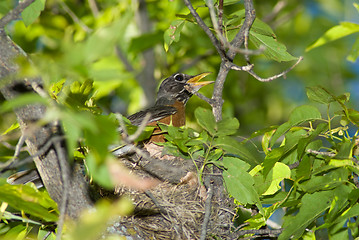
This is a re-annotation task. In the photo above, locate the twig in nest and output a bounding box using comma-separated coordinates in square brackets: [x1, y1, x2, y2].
[200, 182, 214, 240]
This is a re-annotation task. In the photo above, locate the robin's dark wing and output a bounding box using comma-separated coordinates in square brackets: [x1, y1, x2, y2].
[127, 105, 177, 126]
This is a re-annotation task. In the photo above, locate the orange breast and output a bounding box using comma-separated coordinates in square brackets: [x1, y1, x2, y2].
[149, 101, 186, 142]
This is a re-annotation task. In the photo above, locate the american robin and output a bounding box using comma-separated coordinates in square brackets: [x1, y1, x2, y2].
[7, 72, 212, 186]
[126, 72, 212, 142]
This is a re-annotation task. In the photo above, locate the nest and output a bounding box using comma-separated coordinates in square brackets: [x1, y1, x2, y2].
[105, 143, 233, 239]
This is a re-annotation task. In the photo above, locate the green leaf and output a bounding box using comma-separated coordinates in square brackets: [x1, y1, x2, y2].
[2, 122, 19, 135]
[68, 199, 133, 240]
[21, 0, 46, 26]
[164, 20, 185, 52]
[347, 37, 359, 62]
[0, 93, 48, 113]
[299, 168, 348, 193]
[262, 162, 291, 195]
[306, 86, 335, 104]
[251, 18, 275, 37]
[306, 22, 359, 52]
[279, 191, 333, 240]
[195, 107, 216, 136]
[297, 122, 328, 160]
[85, 153, 114, 189]
[250, 31, 297, 62]
[129, 31, 163, 54]
[270, 105, 322, 147]
[216, 117, 240, 136]
[222, 157, 262, 208]
[288, 105, 322, 125]
[214, 136, 262, 166]
[0, 184, 58, 222]
[84, 115, 118, 162]
[347, 108, 359, 125]
[50, 79, 66, 97]
[261, 129, 276, 155]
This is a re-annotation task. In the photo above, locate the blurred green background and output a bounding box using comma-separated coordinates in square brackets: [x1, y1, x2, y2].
[1, 0, 358, 135]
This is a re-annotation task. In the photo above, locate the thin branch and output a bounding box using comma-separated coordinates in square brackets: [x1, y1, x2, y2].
[218, 0, 224, 36]
[200, 182, 214, 240]
[59, 1, 92, 33]
[0, 134, 26, 169]
[127, 113, 152, 142]
[192, 91, 214, 105]
[207, 0, 263, 57]
[0, 136, 65, 172]
[183, 0, 226, 60]
[246, 56, 303, 82]
[0, 0, 35, 28]
[115, 46, 135, 72]
[262, 1, 287, 23]
[306, 149, 335, 157]
[87, 0, 99, 17]
[227, 0, 256, 60]
[229, 63, 254, 72]
[237, 229, 282, 239]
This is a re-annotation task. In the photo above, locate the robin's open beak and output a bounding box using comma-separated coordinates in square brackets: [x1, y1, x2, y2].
[186, 72, 213, 89]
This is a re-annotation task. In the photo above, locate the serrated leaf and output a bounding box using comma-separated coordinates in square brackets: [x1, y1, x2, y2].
[250, 31, 297, 62]
[306, 86, 335, 104]
[164, 20, 185, 52]
[306, 22, 359, 52]
[21, 0, 46, 26]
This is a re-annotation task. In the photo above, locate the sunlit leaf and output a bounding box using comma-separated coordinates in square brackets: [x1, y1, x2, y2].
[21, 0, 46, 26]
[0, 184, 58, 222]
[270, 105, 322, 147]
[306, 22, 359, 52]
[279, 191, 333, 240]
[164, 20, 185, 52]
[262, 162, 291, 195]
[347, 37, 359, 62]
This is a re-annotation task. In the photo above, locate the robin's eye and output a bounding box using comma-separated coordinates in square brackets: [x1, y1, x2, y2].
[174, 73, 184, 82]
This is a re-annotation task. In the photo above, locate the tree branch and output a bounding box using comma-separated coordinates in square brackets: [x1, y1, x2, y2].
[0, 0, 35, 28]
[183, 0, 226, 60]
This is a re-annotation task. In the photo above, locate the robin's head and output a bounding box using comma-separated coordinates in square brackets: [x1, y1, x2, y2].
[156, 72, 212, 105]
